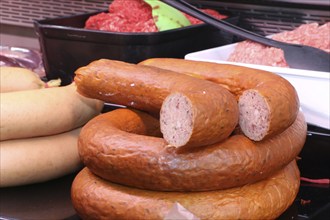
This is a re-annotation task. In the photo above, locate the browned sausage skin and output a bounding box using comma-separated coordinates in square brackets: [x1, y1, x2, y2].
[74, 59, 239, 148]
[78, 108, 306, 191]
[71, 161, 300, 220]
[139, 58, 300, 141]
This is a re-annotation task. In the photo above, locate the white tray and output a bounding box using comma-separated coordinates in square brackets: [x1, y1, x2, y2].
[185, 43, 330, 129]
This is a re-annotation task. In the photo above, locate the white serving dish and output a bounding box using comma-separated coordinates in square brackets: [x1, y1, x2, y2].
[185, 43, 330, 129]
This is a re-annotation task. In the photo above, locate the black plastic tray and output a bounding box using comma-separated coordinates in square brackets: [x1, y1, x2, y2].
[34, 11, 238, 85]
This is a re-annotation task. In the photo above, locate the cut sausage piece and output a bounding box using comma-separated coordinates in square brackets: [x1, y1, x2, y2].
[139, 58, 300, 141]
[160, 93, 194, 147]
[74, 59, 239, 148]
[238, 89, 270, 141]
[160, 92, 237, 148]
[78, 108, 306, 191]
[71, 160, 300, 220]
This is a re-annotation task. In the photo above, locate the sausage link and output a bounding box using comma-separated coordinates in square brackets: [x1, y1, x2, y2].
[139, 58, 300, 141]
[78, 108, 306, 191]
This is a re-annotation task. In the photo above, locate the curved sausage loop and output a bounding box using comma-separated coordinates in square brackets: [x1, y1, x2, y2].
[72, 161, 300, 220]
[78, 108, 306, 191]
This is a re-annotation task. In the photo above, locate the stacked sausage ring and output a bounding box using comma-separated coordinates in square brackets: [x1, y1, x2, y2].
[71, 59, 307, 219]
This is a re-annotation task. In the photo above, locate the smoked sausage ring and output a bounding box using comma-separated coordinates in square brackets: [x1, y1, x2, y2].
[71, 160, 300, 220]
[78, 108, 306, 191]
[139, 58, 300, 141]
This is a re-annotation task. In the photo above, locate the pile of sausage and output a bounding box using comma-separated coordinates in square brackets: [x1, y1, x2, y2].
[0, 67, 104, 187]
[71, 58, 307, 219]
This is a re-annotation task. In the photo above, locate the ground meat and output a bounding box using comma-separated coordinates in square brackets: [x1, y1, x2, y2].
[228, 22, 330, 67]
[85, 0, 157, 32]
[85, 0, 227, 33]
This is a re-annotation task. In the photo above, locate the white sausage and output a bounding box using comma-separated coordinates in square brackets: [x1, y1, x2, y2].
[0, 128, 82, 187]
[0, 66, 47, 92]
[0, 83, 104, 141]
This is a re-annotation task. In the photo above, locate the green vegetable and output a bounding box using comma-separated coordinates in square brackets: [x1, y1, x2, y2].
[144, 0, 191, 31]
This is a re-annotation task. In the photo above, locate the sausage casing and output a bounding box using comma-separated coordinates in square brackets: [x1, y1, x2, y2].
[78, 108, 306, 191]
[71, 161, 300, 220]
